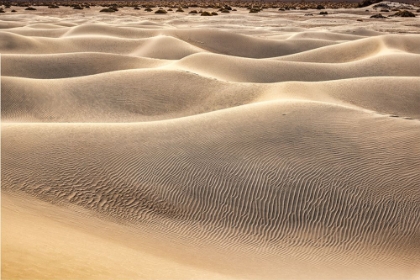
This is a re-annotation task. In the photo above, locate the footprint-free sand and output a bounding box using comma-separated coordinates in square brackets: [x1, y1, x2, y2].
[2, 3, 420, 279]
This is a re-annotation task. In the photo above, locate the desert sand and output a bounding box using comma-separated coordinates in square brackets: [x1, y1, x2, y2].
[1, 2, 420, 279]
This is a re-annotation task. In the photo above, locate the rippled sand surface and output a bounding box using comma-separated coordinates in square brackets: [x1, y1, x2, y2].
[2, 3, 420, 279]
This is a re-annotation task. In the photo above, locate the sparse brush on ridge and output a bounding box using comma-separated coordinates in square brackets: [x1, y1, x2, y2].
[391, 10, 416, 17]
[370, 13, 386, 18]
[155, 8, 167, 14]
[358, 0, 381, 8]
[373, 3, 390, 9]
[99, 8, 115, 12]
[0, 1, 368, 11]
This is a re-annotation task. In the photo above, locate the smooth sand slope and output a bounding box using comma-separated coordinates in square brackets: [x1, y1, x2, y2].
[2, 3, 420, 280]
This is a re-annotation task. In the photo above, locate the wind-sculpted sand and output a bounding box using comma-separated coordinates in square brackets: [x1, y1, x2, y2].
[2, 2, 420, 279]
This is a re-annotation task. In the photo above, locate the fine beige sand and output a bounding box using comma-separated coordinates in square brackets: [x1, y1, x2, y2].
[2, 2, 420, 279]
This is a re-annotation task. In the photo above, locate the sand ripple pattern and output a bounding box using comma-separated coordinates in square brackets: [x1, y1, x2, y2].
[2, 9, 420, 279]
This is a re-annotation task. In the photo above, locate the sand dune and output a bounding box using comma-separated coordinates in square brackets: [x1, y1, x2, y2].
[2, 4, 420, 280]
[277, 34, 420, 62]
[3, 102, 420, 279]
[0, 26, 337, 57]
[2, 70, 260, 122]
[0, 32, 207, 57]
[173, 52, 420, 82]
[3, 74, 420, 122]
[1, 52, 170, 78]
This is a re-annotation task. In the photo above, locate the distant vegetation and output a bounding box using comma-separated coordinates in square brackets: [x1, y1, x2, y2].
[0, 1, 364, 10]
[100, 7, 115, 12]
[358, 0, 382, 8]
[392, 10, 416, 16]
[155, 8, 167, 13]
[2, 0, 418, 14]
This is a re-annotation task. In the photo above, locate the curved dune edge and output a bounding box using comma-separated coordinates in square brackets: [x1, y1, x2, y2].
[275, 34, 420, 63]
[1, 52, 171, 78]
[3, 50, 420, 80]
[0, 26, 337, 58]
[2, 7, 420, 280]
[171, 51, 420, 82]
[2, 74, 420, 122]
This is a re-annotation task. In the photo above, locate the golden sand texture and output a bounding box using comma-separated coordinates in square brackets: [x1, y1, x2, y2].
[2, 2, 420, 279]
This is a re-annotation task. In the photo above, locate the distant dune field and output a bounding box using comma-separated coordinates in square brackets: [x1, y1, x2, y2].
[1, 2, 420, 280]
